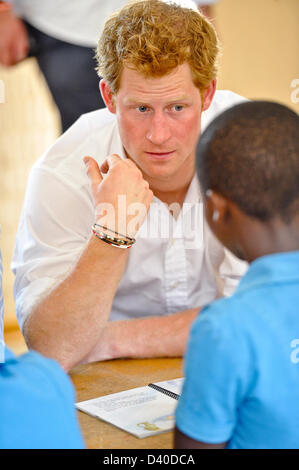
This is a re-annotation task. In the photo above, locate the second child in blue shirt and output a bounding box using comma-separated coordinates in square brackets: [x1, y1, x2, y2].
[174, 101, 299, 449]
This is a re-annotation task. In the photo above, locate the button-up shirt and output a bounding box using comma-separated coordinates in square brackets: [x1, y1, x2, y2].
[12, 90, 248, 331]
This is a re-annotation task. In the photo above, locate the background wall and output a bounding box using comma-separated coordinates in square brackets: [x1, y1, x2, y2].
[1, 0, 298, 352]
[216, 0, 299, 108]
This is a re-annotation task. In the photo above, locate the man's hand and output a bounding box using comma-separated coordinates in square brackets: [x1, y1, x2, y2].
[84, 155, 153, 238]
[0, 4, 29, 66]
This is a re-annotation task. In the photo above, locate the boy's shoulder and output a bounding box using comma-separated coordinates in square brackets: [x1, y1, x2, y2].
[0, 348, 85, 449]
[190, 283, 271, 346]
[1, 347, 73, 399]
[195, 251, 299, 335]
[197, 289, 254, 326]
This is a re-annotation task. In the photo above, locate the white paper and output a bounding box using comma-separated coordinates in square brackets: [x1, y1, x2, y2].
[76, 378, 184, 438]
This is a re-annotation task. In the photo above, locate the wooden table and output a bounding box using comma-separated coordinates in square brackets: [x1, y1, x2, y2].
[70, 357, 183, 449]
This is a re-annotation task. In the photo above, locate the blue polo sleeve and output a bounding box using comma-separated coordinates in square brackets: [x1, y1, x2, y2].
[0, 348, 85, 449]
[175, 304, 250, 444]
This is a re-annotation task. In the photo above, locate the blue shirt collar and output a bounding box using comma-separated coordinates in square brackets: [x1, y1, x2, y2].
[236, 251, 299, 294]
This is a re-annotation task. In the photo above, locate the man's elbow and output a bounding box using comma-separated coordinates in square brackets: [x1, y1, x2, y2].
[22, 313, 74, 371]
[22, 313, 36, 349]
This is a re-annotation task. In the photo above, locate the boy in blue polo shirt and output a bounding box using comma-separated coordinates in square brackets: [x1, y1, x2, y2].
[175, 101, 299, 449]
[0, 249, 84, 449]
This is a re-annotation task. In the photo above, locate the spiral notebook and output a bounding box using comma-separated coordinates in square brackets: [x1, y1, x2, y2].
[76, 377, 184, 438]
[147, 382, 180, 400]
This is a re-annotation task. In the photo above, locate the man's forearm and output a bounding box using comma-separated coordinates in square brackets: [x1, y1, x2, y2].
[24, 236, 128, 371]
[82, 307, 200, 363]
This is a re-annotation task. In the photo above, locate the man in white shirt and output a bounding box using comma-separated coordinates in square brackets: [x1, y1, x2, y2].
[12, 0, 247, 371]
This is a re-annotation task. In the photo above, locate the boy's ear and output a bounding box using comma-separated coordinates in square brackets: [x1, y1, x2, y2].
[205, 189, 229, 227]
[202, 78, 217, 111]
[99, 79, 116, 113]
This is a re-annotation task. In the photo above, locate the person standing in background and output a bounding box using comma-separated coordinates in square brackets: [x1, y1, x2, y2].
[0, 0, 218, 132]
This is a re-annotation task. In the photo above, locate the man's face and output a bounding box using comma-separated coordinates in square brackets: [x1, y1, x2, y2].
[103, 63, 215, 186]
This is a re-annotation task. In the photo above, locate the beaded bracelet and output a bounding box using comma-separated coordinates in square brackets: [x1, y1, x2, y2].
[92, 224, 136, 249]
[94, 223, 135, 243]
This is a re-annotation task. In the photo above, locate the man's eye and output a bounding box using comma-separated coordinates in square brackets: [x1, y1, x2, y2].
[138, 106, 148, 113]
[174, 105, 183, 112]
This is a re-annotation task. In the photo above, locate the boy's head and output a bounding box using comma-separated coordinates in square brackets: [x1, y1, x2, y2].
[196, 101, 299, 261]
[96, 0, 218, 100]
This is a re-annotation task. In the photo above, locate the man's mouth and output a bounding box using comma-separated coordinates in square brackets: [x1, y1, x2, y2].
[145, 150, 175, 160]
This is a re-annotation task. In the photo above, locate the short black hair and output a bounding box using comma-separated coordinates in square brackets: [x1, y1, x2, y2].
[196, 101, 299, 223]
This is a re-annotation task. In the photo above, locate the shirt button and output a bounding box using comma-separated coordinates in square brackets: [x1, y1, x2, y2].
[171, 281, 180, 289]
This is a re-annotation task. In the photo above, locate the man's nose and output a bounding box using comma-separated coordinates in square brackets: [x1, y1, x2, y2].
[146, 111, 171, 145]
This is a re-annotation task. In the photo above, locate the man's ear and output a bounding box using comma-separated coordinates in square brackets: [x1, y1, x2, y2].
[100, 79, 116, 113]
[202, 78, 217, 111]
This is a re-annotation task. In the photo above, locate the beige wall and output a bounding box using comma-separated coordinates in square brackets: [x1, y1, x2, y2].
[215, 0, 299, 111]
[1, 0, 298, 334]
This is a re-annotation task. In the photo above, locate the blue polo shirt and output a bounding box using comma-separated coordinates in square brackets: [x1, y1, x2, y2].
[0, 250, 4, 363]
[0, 347, 85, 449]
[0, 245, 84, 449]
[176, 251, 299, 449]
